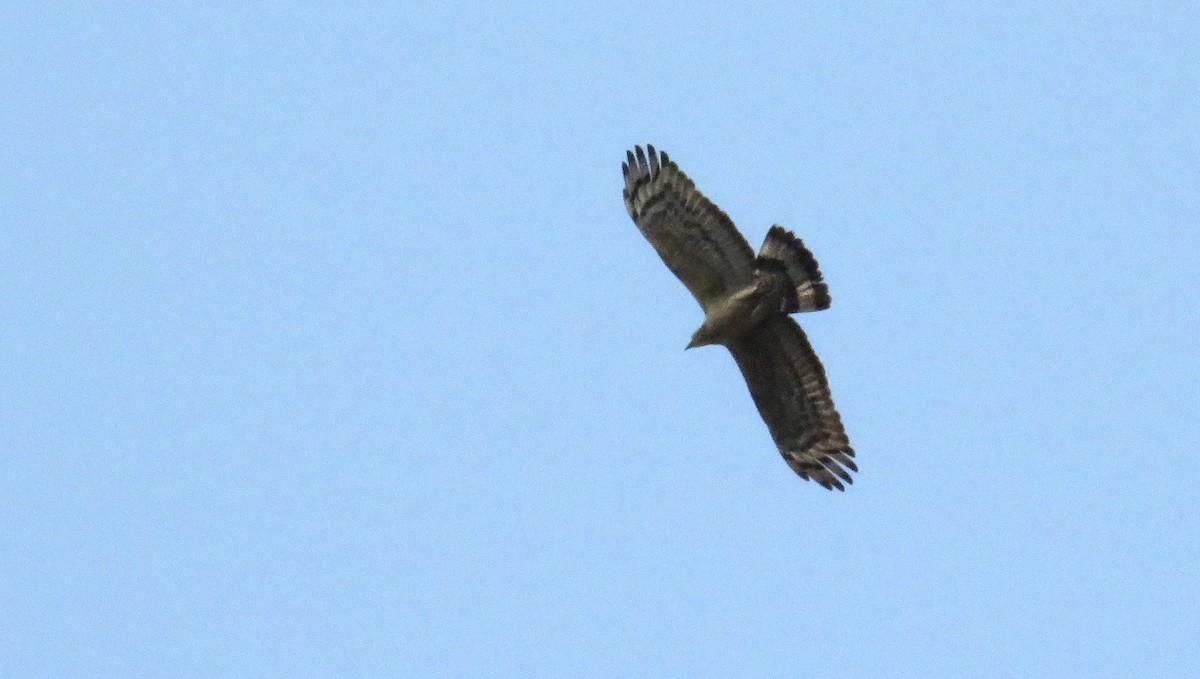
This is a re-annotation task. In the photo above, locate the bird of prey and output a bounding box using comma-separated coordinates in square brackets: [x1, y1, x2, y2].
[621, 145, 856, 490]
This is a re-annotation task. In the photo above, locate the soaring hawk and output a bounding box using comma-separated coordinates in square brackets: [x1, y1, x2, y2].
[621, 145, 856, 490]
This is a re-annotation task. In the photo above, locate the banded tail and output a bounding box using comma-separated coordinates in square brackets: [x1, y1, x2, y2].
[757, 225, 831, 313]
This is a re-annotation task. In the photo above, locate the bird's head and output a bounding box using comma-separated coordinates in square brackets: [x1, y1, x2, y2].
[686, 325, 719, 350]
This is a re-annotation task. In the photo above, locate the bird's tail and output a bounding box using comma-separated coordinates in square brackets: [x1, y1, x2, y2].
[757, 225, 831, 313]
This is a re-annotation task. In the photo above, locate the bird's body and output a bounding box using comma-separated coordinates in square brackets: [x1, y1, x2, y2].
[621, 145, 856, 490]
[686, 264, 792, 349]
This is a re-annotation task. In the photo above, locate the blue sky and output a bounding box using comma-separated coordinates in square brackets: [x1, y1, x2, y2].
[3, 2, 1197, 676]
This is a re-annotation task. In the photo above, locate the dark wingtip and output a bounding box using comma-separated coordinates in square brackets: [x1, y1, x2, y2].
[625, 145, 670, 173]
[821, 477, 846, 492]
[828, 459, 854, 484]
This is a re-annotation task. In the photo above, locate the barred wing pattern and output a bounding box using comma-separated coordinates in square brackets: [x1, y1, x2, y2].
[622, 145, 756, 310]
[621, 144, 856, 490]
[728, 316, 857, 490]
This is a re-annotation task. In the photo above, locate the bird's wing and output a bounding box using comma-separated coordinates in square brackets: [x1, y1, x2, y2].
[622, 145, 756, 310]
[727, 315, 856, 490]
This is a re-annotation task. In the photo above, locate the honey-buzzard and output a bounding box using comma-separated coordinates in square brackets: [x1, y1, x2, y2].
[622, 145, 856, 490]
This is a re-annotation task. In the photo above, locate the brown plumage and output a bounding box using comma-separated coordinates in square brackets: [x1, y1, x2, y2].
[622, 145, 856, 490]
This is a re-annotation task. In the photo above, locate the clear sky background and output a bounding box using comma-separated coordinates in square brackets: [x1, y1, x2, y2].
[3, 3, 1197, 677]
